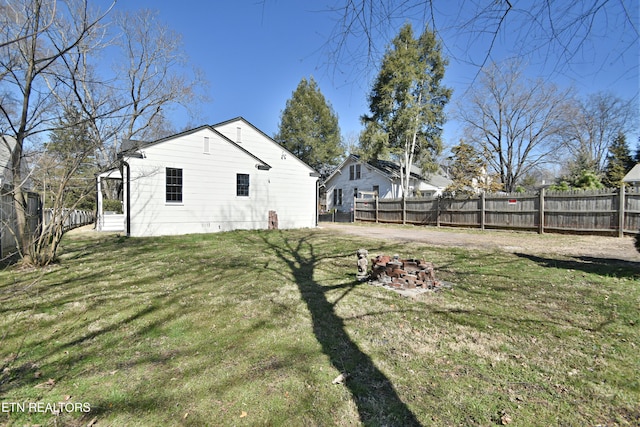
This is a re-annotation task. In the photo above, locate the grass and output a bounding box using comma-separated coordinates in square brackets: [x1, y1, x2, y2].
[0, 226, 638, 426]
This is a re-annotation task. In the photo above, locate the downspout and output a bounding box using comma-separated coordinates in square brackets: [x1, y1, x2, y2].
[121, 160, 131, 236]
[94, 176, 99, 230]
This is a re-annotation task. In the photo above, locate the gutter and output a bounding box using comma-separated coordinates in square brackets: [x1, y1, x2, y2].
[120, 160, 131, 236]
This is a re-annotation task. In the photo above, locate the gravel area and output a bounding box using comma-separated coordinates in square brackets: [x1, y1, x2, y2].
[319, 222, 640, 263]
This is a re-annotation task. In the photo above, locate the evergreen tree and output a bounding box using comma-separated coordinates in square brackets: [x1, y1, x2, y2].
[360, 23, 451, 198]
[41, 106, 97, 211]
[603, 132, 633, 188]
[445, 140, 501, 195]
[274, 77, 343, 176]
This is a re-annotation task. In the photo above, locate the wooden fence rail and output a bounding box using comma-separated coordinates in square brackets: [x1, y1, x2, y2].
[354, 186, 640, 236]
[2, 191, 95, 258]
[43, 208, 95, 232]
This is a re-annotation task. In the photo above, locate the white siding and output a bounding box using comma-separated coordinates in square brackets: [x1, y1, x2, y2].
[214, 119, 318, 230]
[325, 158, 396, 212]
[126, 128, 271, 237]
[125, 120, 318, 237]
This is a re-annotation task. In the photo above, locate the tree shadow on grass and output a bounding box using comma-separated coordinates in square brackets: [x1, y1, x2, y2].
[260, 231, 422, 426]
[514, 253, 640, 279]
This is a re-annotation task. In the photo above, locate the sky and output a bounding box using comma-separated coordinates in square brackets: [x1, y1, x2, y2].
[107, 0, 639, 150]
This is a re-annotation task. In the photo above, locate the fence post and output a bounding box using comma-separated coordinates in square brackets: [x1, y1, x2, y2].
[538, 188, 545, 235]
[480, 192, 486, 230]
[375, 195, 379, 223]
[402, 196, 406, 225]
[353, 195, 356, 223]
[436, 197, 441, 227]
[618, 184, 625, 237]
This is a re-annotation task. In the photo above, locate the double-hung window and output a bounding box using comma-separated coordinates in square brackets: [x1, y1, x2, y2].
[333, 188, 342, 206]
[166, 168, 183, 203]
[237, 173, 250, 196]
[349, 164, 361, 180]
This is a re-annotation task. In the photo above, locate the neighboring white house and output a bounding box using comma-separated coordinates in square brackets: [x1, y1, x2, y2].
[0, 135, 31, 190]
[323, 154, 452, 213]
[98, 117, 319, 237]
[623, 163, 640, 186]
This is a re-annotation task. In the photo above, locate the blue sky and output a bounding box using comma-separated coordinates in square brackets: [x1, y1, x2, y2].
[110, 0, 639, 149]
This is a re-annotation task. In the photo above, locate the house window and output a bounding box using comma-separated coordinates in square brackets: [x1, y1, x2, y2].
[354, 187, 358, 198]
[204, 136, 210, 153]
[237, 173, 250, 196]
[349, 164, 361, 180]
[333, 188, 342, 206]
[373, 185, 379, 196]
[166, 168, 183, 203]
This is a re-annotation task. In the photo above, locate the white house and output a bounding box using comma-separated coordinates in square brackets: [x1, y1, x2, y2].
[623, 163, 640, 186]
[0, 135, 32, 190]
[323, 154, 451, 213]
[97, 117, 319, 237]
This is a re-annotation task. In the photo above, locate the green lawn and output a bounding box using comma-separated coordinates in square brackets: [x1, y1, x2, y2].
[1, 227, 638, 426]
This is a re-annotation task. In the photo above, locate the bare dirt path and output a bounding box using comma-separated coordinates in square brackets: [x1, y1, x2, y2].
[319, 222, 640, 263]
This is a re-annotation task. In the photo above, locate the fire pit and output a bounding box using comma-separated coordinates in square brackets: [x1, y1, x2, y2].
[357, 249, 447, 295]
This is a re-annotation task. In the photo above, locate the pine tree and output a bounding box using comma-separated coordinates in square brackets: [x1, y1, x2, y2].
[360, 23, 451, 198]
[274, 77, 343, 176]
[42, 106, 97, 210]
[445, 140, 501, 195]
[603, 132, 633, 188]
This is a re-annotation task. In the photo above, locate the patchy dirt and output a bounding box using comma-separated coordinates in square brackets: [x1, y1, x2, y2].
[319, 222, 640, 263]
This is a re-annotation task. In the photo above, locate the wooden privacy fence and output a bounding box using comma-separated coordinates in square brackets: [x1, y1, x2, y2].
[1, 191, 41, 258]
[355, 186, 640, 236]
[1, 191, 95, 258]
[319, 211, 355, 223]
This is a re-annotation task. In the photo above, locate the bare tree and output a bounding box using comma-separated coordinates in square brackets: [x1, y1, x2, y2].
[1, 2, 211, 265]
[326, 1, 638, 86]
[112, 9, 208, 145]
[561, 92, 637, 172]
[0, 0, 113, 265]
[458, 61, 572, 193]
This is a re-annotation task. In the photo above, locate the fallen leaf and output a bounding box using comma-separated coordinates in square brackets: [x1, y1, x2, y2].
[35, 378, 56, 388]
[332, 372, 350, 385]
[87, 416, 98, 426]
[240, 411, 247, 418]
[183, 412, 189, 419]
[501, 413, 512, 425]
[64, 395, 72, 401]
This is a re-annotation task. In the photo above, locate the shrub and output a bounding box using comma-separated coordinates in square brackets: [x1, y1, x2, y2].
[103, 199, 123, 213]
[635, 231, 640, 253]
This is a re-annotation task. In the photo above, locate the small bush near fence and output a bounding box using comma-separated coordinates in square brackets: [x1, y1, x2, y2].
[103, 199, 123, 214]
[355, 187, 640, 236]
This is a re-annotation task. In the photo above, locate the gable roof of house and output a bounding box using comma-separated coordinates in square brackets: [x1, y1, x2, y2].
[118, 124, 271, 170]
[325, 154, 451, 188]
[623, 163, 640, 183]
[212, 116, 319, 176]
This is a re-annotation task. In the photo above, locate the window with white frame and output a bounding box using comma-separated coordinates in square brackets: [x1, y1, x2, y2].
[349, 164, 361, 180]
[333, 188, 342, 206]
[236, 173, 250, 196]
[166, 168, 183, 203]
